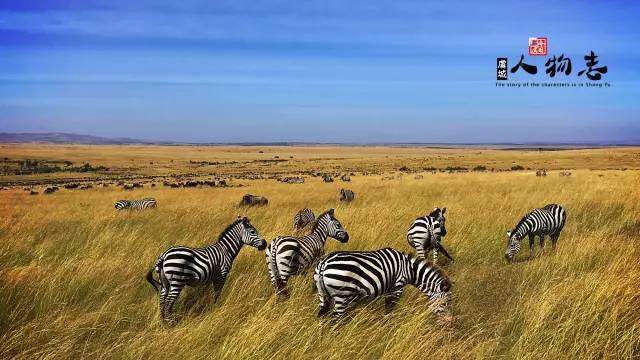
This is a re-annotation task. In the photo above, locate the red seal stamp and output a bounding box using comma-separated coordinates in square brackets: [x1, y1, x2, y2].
[528, 37, 547, 56]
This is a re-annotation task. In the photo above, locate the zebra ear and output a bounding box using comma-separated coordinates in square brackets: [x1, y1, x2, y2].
[506, 231, 512, 237]
[442, 207, 447, 214]
[329, 208, 335, 216]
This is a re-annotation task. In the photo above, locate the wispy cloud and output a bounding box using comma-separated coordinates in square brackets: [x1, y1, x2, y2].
[0, 1, 638, 142]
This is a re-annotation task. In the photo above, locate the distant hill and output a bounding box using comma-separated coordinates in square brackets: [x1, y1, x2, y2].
[0, 132, 152, 145]
[0, 132, 637, 147]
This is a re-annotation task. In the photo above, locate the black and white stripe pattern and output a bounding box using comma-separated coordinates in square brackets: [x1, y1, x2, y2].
[505, 203, 567, 262]
[314, 247, 452, 318]
[293, 208, 315, 230]
[146, 217, 267, 323]
[407, 208, 453, 263]
[266, 209, 349, 296]
[115, 198, 157, 210]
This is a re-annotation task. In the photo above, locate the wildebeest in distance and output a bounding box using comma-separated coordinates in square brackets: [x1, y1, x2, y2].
[339, 189, 355, 202]
[240, 194, 269, 206]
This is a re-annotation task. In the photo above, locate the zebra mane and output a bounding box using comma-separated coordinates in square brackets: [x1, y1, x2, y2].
[311, 210, 334, 232]
[512, 212, 532, 235]
[216, 218, 246, 241]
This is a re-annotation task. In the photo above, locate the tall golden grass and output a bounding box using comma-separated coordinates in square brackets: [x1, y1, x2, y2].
[1, 148, 639, 359]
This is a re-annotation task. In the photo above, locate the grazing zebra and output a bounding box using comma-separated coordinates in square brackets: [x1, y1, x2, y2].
[114, 198, 157, 210]
[339, 189, 355, 202]
[407, 208, 453, 263]
[293, 208, 316, 230]
[314, 247, 452, 319]
[146, 217, 267, 323]
[505, 204, 567, 262]
[266, 209, 349, 296]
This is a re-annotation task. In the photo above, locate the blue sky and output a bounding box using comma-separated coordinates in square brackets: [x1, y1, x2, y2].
[0, 0, 638, 143]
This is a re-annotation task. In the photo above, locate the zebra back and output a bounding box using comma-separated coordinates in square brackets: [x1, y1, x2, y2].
[511, 203, 566, 239]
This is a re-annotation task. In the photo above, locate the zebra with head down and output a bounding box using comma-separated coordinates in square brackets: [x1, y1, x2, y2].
[314, 247, 453, 320]
[505, 204, 567, 262]
[115, 198, 157, 210]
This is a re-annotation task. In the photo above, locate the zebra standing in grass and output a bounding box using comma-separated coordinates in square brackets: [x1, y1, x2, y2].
[293, 208, 315, 230]
[266, 209, 349, 296]
[407, 208, 453, 263]
[115, 198, 157, 210]
[146, 217, 267, 323]
[505, 203, 567, 262]
[314, 247, 452, 319]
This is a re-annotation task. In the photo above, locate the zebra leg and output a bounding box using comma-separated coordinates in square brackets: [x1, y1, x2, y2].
[161, 285, 184, 324]
[415, 242, 426, 260]
[213, 277, 227, 303]
[384, 289, 404, 312]
[539, 235, 545, 253]
[158, 286, 168, 321]
[275, 256, 299, 298]
[317, 293, 332, 317]
[529, 234, 535, 258]
[551, 234, 559, 251]
[432, 248, 438, 264]
[333, 295, 358, 318]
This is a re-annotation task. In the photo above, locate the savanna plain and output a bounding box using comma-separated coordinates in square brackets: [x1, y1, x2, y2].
[1, 144, 639, 359]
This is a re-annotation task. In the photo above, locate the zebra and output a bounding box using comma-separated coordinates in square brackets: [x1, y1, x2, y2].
[505, 203, 567, 262]
[339, 189, 355, 202]
[314, 247, 452, 319]
[293, 208, 316, 230]
[266, 209, 349, 296]
[115, 198, 157, 210]
[146, 217, 267, 323]
[407, 208, 453, 263]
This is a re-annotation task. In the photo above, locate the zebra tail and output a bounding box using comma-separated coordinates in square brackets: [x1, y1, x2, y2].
[269, 238, 286, 295]
[435, 241, 455, 262]
[315, 260, 329, 299]
[146, 266, 161, 292]
[268, 241, 282, 285]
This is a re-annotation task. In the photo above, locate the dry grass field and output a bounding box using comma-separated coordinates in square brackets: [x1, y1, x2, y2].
[1, 145, 639, 359]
